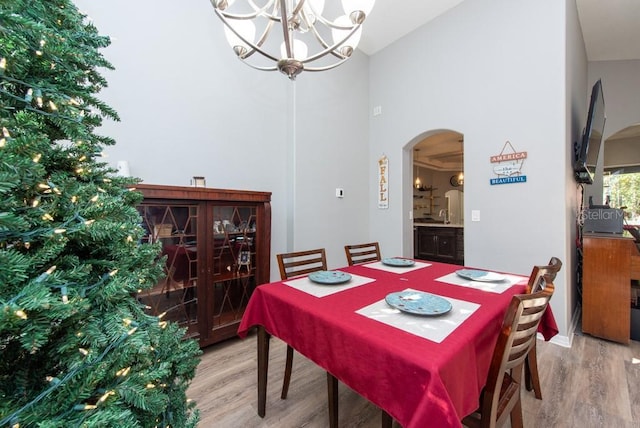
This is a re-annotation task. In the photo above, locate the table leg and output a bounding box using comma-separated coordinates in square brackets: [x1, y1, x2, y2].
[381, 410, 393, 428]
[327, 373, 338, 428]
[257, 325, 269, 417]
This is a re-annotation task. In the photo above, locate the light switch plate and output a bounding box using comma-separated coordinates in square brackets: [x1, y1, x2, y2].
[471, 210, 480, 221]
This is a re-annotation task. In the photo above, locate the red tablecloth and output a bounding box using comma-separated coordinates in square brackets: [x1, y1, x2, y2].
[238, 261, 557, 428]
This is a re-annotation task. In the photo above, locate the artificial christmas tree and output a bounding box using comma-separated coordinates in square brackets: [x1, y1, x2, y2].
[0, 1, 201, 426]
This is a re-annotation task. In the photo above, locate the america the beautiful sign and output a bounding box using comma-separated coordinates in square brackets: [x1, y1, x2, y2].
[490, 141, 527, 185]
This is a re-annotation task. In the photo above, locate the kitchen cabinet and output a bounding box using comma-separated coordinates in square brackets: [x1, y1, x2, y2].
[135, 184, 271, 347]
[414, 226, 464, 265]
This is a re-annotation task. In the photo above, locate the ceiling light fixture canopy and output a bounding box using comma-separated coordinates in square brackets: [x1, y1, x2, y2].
[210, 0, 375, 80]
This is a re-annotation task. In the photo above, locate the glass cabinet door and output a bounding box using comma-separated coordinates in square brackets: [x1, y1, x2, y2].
[137, 203, 200, 340]
[209, 204, 257, 337]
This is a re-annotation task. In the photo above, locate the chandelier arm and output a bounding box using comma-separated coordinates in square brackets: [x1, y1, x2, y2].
[290, 0, 305, 18]
[246, 0, 282, 55]
[302, 23, 363, 63]
[253, 18, 276, 51]
[236, 61, 278, 72]
[216, 0, 275, 20]
[214, 8, 281, 62]
[246, 0, 285, 23]
[312, 13, 360, 29]
[217, 10, 263, 19]
[303, 57, 351, 72]
[297, 7, 317, 33]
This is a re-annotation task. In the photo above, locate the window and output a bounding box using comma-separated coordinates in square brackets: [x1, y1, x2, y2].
[604, 171, 640, 225]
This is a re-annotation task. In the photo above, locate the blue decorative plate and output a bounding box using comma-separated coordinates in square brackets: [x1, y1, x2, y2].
[455, 269, 505, 282]
[385, 291, 452, 316]
[382, 257, 416, 267]
[308, 270, 352, 285]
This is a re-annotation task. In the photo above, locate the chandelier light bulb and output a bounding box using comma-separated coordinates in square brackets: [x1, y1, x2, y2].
[280, 39, 308, 60]
[223, 19, 256, 57]
[331, 14, 361, 56]
[303, 0, 326, 23]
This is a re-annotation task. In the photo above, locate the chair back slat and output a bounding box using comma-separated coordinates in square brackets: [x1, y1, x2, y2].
[344, 242, 381, 266]
[504, 293, 551, 366]
[277, 248, 327, 280]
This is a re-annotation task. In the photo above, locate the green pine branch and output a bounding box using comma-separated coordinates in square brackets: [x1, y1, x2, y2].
[0, 1, 201, 427]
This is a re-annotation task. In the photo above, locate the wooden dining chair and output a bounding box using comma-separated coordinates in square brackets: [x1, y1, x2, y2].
[276, 248, 328, 400]
[460, 285, 554, 428]
[523, 257, 562, 400]
[344, 242, 381, 266]
[379, 286, 555, 428]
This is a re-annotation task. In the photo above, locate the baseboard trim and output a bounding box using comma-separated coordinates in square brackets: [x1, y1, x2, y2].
[536, 304, 581, 348]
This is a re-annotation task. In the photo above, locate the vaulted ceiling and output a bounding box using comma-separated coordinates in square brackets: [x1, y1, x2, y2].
[360, 0, 640, 61]
[389, 0, 640, 171]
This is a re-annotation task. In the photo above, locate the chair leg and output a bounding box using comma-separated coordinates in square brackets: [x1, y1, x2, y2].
[510, 396, 524, 428]
[281, 345, 294, 399]
[381, 410, 393, 428]
[525, 342, 543, 400]
[327, 373, 339, 428]
[524, 355, 532, 390]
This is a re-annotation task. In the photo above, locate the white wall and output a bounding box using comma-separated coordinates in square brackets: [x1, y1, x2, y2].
[293, 58, 372, 268]
[368, 0, 579, 343]
[75, 0, 593, 343]
[73, 0, 371, 279]
[566, 0, 589, 342]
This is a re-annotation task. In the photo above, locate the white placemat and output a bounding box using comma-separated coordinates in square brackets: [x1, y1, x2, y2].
[435, 272, 527, 293]
[363, 260, 431, 274]
[356, 288, 479, 343]
[283, 273, 375, 297]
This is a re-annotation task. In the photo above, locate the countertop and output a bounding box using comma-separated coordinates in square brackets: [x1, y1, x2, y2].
[414, 222, 463, 228]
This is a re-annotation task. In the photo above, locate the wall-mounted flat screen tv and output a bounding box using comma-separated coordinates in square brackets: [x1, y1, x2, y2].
[574, 79, 606, 184]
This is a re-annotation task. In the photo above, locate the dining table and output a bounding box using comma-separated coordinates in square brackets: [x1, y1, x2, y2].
[237, 259, 558, 428]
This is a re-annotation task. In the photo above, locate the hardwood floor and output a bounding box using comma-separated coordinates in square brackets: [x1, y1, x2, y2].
[187, 330, 640, 427]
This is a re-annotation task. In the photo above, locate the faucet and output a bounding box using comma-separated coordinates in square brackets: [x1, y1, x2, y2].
[438, 209, 449, 224]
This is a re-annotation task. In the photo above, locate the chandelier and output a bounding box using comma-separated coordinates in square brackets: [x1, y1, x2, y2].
[210, 0, 376, 80]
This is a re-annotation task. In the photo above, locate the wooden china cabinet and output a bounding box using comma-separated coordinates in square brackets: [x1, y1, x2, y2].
[134, 184, 271, 348]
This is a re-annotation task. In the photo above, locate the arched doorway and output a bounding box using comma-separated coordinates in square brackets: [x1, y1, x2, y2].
[603, 123, 640, 224]
[403, 129, 465, 262]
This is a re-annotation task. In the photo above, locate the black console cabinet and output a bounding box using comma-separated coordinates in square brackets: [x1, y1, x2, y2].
[414, 226, 464, 265]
